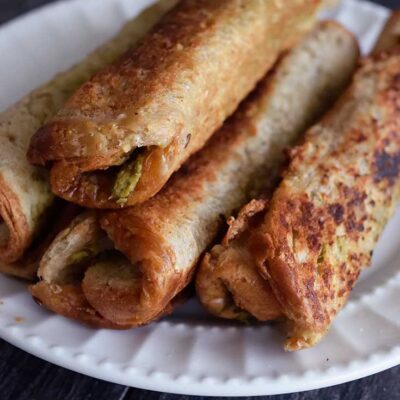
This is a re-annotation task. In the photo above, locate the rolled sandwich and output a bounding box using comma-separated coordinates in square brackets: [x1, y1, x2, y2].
[198, 16, 400, 351]
[28, 0, 321, 209]
[196, 21, 360, 323]
[196, 197, 282, 322]
[0, 202, 79, 280]
[253, 49, 400, 351]
[199, 49, 400, 353]
[0, 0, 177, 279]
[30, 20, 359, 328]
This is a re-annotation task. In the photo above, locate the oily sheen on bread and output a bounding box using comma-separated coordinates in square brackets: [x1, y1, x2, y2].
[30, 20, 358, 328]
[250, 50, 400, 351]
[197, 15, 400, 351]
[196, 21, 359, 323]
[0, 0, 176, 279]
[28, 0, 321, 209]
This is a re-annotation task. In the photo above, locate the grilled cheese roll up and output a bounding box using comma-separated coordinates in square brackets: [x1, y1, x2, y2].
[30, 20, 358, 328]
[250, 50, 400, 351]
[197, 197, 282, 322]
[196, 21, 359, 323]
[0, 0, 176, 279]
[28, 0, 321, 209]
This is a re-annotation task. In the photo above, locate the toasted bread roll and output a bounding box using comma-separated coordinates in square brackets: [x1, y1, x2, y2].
[30, 20, 358, 328]
[31, 212, 177, 328]
[0, 0, 176, 278]
[0, 202, 80, 280]
[28, 0, 321, 209]
[250, 50, 400, 351]
[196, 21, 359, 323]
[197, 198, 282, 322]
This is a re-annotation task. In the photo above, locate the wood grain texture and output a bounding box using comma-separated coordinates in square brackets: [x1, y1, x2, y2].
[0, 1, 399, 399]
[0, 339, 127, 400]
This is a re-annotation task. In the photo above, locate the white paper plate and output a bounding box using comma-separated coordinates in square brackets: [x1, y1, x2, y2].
[0, 0, 398, 396]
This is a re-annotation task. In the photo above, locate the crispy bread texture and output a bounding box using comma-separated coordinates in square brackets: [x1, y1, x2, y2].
[0, 202, 79, 281]
[197, 198, 282, 322]
[28, 0, 321, 209]
[31, 20, 358, 329]
[253, 50, 400, 351]
[31, 212, 181, 327]
[196, 21, 359, 325]
[0, 0, 176, 277]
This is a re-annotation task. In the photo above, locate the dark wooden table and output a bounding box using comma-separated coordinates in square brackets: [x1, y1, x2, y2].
[0, 0, 398, 399]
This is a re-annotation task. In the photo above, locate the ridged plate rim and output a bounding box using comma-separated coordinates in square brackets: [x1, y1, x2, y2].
[0, 0, 398, 396]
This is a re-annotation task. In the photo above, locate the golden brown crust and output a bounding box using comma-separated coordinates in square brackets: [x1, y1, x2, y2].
[0, 0, 176, 278]
[0, 175, 31, 263]
[195, 20, 360, 327]
[31, 262, 186, 328]
[253, 50, 400, 350]
[30, 211, 182, 328]
[30, 281, 126, 328]
[30, 280, 179, 329]
[28, 0, 320, 208]
[30, 213, 118, 327]
[30, 19, 359, 330]
[84, 212, 181, 324]
[81, 80, 286, 326]
[196, 199, 283, 322]
[28, 56, 308, 326]
[0, 202, 80, 281]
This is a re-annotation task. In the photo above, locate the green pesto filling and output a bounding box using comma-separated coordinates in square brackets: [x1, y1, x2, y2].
[111, 154, 144, 205]
[67, 243, 104, 266]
